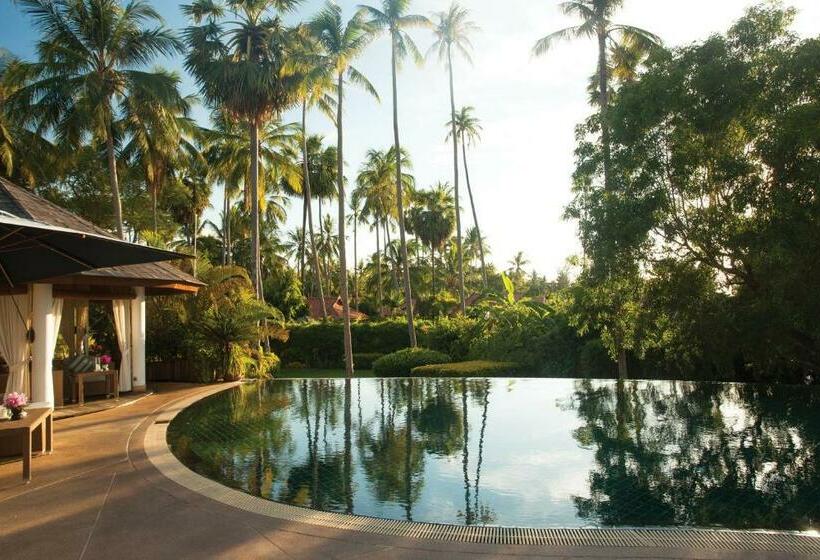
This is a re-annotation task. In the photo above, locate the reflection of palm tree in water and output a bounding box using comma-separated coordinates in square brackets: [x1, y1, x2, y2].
[344, 378, 353, 514]
[474, 380, 490, 519]
[405, 378, 414, 521]
[461, 379, 473, 524]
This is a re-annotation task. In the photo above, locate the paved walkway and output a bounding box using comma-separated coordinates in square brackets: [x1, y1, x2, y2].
[0, 383, 814, 560]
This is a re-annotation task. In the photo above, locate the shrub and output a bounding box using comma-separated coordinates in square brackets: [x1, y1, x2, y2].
[418, 316, 478, 361]
[412, 360, 521, 377]
[275, 320, 412, 368]
[352, 353, 383, 370]
[372, 348, 451, 376]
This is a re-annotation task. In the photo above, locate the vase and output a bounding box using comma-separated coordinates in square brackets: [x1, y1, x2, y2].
[10, 408, 23, 421]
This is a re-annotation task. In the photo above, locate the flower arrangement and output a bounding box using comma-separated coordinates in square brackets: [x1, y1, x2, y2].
[3, 392, 27, 421]
[100, 354, 113, 371]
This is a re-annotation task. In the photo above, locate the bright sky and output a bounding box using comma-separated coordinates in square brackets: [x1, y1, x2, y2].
[1, 0, 818, 278]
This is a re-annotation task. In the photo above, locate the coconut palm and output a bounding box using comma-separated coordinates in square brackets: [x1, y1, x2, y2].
[447, 106, 487, 287]
[360, 0, 430, 346]
[348, 194, 365, 311]
[508, 251, 530, 286]
[429, 3, 477, 312]
[0, 58, 55, 186]
[183, 0, 302, 296]
[309, 2, 378, 376]
[15, 0, 182, 239]
[408, 182, 455, 297]
[532, 1, 660, 191]
[119, 71, 199, 232]
[289, 29, 339, 319]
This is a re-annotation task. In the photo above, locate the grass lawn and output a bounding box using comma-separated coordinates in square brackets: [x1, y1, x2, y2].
[275, 369, 376, 379]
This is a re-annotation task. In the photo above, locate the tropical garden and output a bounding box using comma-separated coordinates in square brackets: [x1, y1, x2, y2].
[0, 0, 817, 385]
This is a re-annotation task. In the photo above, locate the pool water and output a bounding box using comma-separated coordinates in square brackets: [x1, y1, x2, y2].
[168, 378, 820, 530]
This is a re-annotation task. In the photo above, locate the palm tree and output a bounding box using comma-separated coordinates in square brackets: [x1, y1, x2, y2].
[360, 0, 430, 347]
[15, 0, 182, 239]
[447, 106, 487, 287]
[120, 71, 198, 232]
[184, 0, 302, 296]
[508, 251, 529, 286]
[408, 182, 455, 297]
[532, 0, 660, 191]
[290, 29, 338, 320]
[348, 194, 365, 311]
[309, 2, 378, 376]
[204, 114, 300, 271]
[429, 3, 477, 312]
[0, 58, 55, 186]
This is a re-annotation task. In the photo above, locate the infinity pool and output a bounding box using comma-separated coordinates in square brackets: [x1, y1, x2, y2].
[168, 378, 820, 530]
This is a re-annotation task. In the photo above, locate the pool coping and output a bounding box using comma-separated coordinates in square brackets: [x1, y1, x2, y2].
[144, 381, 820, 555]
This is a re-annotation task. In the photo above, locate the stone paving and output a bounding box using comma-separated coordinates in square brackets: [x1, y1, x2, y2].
[1, 383, 816, 560]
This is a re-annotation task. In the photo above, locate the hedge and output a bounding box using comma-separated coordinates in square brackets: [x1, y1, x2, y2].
[412, 360, 521, 377]
[352, 352, 383, 370]
[372, 348, 451, 376]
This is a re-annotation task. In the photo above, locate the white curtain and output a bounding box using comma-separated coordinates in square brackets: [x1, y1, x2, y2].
[112, 300, 132, 392]
[0, 292, 30, 395]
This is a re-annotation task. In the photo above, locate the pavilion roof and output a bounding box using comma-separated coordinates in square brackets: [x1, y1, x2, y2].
[0, 178, 203, 295]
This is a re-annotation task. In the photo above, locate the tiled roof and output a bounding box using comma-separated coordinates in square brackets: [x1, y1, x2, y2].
[307, 297, 368, 321]
[0, 178, 202, 289]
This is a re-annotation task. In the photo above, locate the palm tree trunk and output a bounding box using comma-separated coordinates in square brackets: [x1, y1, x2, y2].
[105, 112, 125, 240]
[222, 187, 228, 265]
[597, 29, 611, 191]
[447, 45, 466, 314]
[249, 119, 261, 298]
[302, 102, 327, 319]
[192, 180, 198, 278]
[376, 222, 383, 316]
[151, 182, 158, 233]
[337, 72, 354, 377]
[353, 212, 359, 312]
[391, 35, 417, 347]
[300, 193, 307, 284]
[461, 135, 487, 288]
[618, 347, 628, 379]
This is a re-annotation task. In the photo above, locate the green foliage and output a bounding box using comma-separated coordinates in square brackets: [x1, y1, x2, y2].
[372, 348, 451, 377]
[275, 319, 413, 367]
[411, 360, 520, 377]
[418, 315, 479, 361]
[352, 353, 383, 370]
[568, 4, 820, 380]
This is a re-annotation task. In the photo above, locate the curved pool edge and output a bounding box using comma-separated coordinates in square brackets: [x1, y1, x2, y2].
[144, 381, 820, 555]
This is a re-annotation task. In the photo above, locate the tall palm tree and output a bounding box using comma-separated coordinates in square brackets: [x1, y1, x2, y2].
[447, 106, 486, 287]
[355, 147, 413, 315]
[360, 0, 429, 347]
[15, 0, 182, 239]
[120, 71, 198, 232]
[429, 3, 477, 313]
[348, 194, 365, 311]
[309, 2, 378, 377]
[184, 0, 302, 296]
[0, 58, 55, 186]
[408, 182, 455, 297]
[532, 0, 660, 191]
[290, 30, 338, 319]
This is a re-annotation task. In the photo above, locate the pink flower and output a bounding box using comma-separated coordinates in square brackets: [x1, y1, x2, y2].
[100, 355, 113, 366]
[4, 392, 27, 410]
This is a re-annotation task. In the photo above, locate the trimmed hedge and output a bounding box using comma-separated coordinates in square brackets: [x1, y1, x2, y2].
[274, 320, 412, 368]
[412, 360, 521, 377]
[372, 348, 451, 377]
[352, 352, 383, 370]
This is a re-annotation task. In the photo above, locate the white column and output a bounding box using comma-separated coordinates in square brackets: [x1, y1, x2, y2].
[30, 284, 55, 407]
[130, 287, 147, 392]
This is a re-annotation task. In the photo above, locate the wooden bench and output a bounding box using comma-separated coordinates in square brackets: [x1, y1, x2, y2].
[71, 370, 119, 406]
[0, 407, 53, 482]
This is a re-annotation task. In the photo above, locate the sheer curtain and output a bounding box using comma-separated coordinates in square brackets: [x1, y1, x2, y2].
[112, 300, 132, 392]
[0, 292, 30, 395]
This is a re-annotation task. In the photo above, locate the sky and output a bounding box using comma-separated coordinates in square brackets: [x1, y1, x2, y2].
[1, 0, 818, 279]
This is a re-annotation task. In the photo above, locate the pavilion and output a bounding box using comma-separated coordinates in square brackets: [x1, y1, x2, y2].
[0, 178, 203, 408]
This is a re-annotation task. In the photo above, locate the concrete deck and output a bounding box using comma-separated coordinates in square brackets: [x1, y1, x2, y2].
[1, 383, 816, 560]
